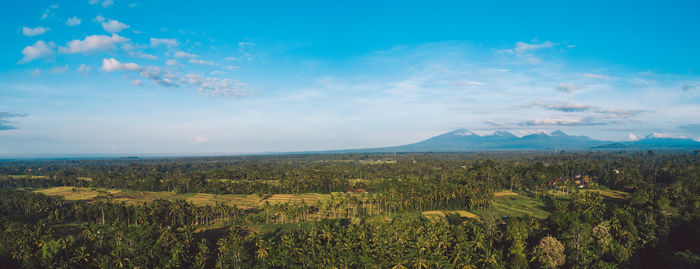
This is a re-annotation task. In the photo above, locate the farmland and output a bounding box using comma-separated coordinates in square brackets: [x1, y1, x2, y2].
[0, 152, 697, 268]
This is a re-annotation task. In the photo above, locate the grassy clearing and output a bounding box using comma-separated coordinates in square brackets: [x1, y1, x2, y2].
[583, 189, 628, 200]
[6, 175, 49, 179]
[547, 189, 628, 202]
[32, 187, 339, 208]
[473, 192, 551, 219]
[422, 210, 480, 221]
[33, 187, 256, 207]
[494, 190, 518, 197]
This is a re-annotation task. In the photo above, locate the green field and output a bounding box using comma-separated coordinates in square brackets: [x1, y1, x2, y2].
[31, 187, 628, 222]
[472, 192, 551, 219]
[32, 186, 339, 208]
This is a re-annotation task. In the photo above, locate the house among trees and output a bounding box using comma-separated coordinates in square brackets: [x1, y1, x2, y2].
[346, 188, 368, 193]
[547, 175, 594, 189]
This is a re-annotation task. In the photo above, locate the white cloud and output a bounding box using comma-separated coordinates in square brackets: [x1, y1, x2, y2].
[498, 41, 554, 54]
[138, 53, 158, 60]
[165, 59, 179, 66]
[58, 34, 128, 54]
[194, 136, 209, 143]
[224, 57, 237, 61]
[19, 40, 55, 63]
[50, 65, 69, 74]
[101, 58, 141, 72]
[646, 133, 689, 139]
[93, 15, 106, 22]
[22, 26, 50, 37]
[453, 80, 485, 86]
[150, 38, 178, 47]
[238, 41, 255, 47]
[583, 73, 611, 79]
[102, 0, 114, 8]
[102, 19, 129, 33]
[514, 41, 554, 53]
[131, 79, 142, 86]
[90, 0, 113, 8]
[189, 58, 213, 65]
[66, 17, 81, 26]
[174, 51, 197, 58]
[628, 133, 639, 141]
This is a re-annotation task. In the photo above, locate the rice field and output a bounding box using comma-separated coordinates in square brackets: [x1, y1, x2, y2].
[31, 187, 625, 221]
[32, 186, 333, 208]
[472, 191, 551, 219]
[422, 210, 480, 221]
[547, 188, 629, 202]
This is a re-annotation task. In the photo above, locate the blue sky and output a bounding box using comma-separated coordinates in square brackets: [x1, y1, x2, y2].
[1, 0, 699, 156]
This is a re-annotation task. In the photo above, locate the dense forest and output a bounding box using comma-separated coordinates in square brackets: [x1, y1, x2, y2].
[0, 151, 698, 268]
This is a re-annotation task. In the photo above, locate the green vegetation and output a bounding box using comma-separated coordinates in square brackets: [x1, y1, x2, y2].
[472, 192, 551, 219]
[0, 151, 697, 268]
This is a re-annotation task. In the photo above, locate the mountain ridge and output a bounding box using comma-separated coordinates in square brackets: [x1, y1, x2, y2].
[319, 129, 700, 153]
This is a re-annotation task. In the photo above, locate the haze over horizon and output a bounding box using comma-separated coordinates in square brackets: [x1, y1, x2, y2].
[2, 0, 700, 156]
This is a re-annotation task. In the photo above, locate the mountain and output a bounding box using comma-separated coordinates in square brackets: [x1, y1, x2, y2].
[306, 129, 700, 154]
[593, 135, 700, 150]
[319, 129, 700, 153]
[335, 129, 609, 153]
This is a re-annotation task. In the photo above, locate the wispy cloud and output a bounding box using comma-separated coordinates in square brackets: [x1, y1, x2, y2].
[150, 38, 178, 47]
[682, 83, 697, 92]
[583, 73, 611, 79]
[189, 58, 214, 65]
[77, 64, 92, 76]
[40, 5, 58, 20]
[521, 118, 606, 126]
[679, 124, 700, 133]
[139, 66, 178, 87]
[184, 74, 250, 97]
[533, 102, 593, 112]
[90, 0, 114, 8]
[498, 41, 555, 54]
[50, 65, 69, 74]
[597, 109, 646, 119]
[484, 120, 507, 126]
[0, 112, 25, 131]
[555, 83, 577, 93]
[174, 51, 197, 58]
[514, 41, 554, 53]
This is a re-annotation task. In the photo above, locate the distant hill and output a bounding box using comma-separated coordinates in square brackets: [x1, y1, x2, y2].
[368, 129, 607, 152]
[318, 129, 700, 153]
[593, 135, 700, 150]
